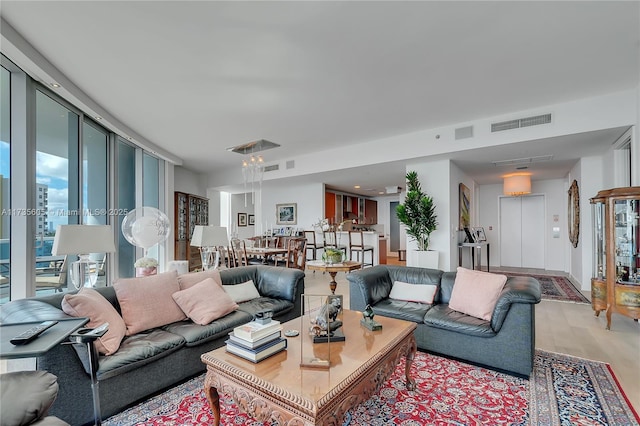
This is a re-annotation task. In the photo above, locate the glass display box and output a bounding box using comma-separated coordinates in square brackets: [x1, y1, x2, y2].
[590, 187, 640, 330]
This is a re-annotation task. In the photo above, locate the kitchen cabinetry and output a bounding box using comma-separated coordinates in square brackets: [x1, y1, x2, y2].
[590, 187, 640, 329]
[324, 191, 377, 224]
[175, 191, 209, 271]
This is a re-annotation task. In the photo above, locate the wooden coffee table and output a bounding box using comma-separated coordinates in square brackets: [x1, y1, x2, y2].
[306, 260, 362, 294]
[201, 310, 416, 426]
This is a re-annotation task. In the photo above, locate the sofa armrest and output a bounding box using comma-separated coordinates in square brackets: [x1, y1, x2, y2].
[490, 276, 541, 331]
[347, 266, 393, 311]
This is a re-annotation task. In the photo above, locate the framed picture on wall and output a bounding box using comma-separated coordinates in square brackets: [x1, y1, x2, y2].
[238, 213, 247, 227]
[248, 214, 255, 226]
[276, 203, 297, 225]
[459, 183, 471, 228]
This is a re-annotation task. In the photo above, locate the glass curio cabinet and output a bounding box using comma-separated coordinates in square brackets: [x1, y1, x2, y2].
[590, 187, 640, 330]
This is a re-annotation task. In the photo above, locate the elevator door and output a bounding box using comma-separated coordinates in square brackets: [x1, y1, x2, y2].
[499, 195, 545, 268]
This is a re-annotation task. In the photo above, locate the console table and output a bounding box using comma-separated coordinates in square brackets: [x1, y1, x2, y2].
[458, 242, 490, 272]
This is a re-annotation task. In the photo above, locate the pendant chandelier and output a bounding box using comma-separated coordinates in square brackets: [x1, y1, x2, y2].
[242, 154, 264, 206]
[227, 139, 280, 207]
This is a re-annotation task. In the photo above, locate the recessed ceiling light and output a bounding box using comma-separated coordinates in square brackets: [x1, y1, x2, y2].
[95, 116, 102, 120]
[354, 185, 361, 189]
[378, 191, 384, 195]
[50, 82, 60, 88]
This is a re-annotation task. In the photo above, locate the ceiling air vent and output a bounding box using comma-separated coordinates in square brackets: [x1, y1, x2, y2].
[454, 125, 473, 140]
[491, 113, 552, 133]
[264, 164, 279, 172]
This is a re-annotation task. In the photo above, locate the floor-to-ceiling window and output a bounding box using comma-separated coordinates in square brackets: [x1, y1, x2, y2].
[0, 66, 10, 301]
[117, 139, 136, 278]
[34, 90, 79, 295]
[83, 121, 109, 285]
[0, 54, 169, 303]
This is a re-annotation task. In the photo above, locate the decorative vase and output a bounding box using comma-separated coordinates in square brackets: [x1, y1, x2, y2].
[322, 249, 344, 265]
[136, 266, 157, 277]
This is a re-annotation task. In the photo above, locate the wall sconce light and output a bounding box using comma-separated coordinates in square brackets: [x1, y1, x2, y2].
[503, 174, 532, 196]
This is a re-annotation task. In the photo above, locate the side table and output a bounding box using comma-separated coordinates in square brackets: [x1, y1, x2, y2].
[458, 242, 490, 272]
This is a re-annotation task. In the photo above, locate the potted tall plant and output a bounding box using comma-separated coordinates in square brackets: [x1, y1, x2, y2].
[396, 171, 439, 268]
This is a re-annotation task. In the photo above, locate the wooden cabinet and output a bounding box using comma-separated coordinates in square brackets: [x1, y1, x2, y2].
[590, 187, 640, 329]
[174, 191, 209, 271]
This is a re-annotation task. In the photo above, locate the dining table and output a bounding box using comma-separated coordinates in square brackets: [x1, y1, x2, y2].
[244, 246, 289, 265]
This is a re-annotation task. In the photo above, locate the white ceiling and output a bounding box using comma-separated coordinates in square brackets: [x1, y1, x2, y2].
[1, 1, 638, 196]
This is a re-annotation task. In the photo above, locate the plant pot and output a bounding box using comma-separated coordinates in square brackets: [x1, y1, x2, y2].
[136, 266, 157, 277]
[408, 250, 439, 269]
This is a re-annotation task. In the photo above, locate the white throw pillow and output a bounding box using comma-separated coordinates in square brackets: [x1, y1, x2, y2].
[223, 279, 261, 303]
[389, 280, 438, 304]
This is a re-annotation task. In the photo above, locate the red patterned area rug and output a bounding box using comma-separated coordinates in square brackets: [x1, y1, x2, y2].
[504, 273, 590, 304]
[104, 350, 639, 426]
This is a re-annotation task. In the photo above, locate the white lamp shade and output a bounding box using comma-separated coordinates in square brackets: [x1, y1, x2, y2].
[503, 175, 532, 196]
[52, 225, 116, 255]
[190, 226, 228, 247]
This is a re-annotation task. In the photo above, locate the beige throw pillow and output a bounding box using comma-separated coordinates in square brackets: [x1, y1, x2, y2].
[61, 288, 127, 355]
[177, 269, 223, 290]
[113, 270, 187, 335]
[172, 278, 239, 325]
[448, 267, 507, 321]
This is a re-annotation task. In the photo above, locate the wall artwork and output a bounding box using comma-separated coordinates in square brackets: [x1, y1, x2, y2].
[276, 203, 297, 225]
[238, 213, 247, 227]
[248, 214, 255, 226]
[459, 183, 471, 228]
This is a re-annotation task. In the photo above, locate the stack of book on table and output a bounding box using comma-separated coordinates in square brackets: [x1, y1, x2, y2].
[226, 319, 286, 363]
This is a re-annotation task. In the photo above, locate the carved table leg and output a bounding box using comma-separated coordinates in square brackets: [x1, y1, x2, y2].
[405, 336, 417, 391]
[329, 271, 338, 294]
[204, 382, 221, 426]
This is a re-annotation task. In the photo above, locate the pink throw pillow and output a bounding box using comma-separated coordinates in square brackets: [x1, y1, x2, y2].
[177, 269, 223, 290]
[113, 270, 187, 335]
[448, 267, 507, 321]
[172, 278, 239, 325]
[61, 288, 127, 355]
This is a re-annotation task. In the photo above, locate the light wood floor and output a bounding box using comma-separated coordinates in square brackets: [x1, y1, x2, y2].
[303, 260, 640, 413]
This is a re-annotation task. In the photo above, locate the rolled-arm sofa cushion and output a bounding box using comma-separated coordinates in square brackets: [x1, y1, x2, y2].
[172, 278, 238, 325]
[61, 288, 127, 355]
[113, 270, 187, 335]
[177, 269, 222, 290]
[490, 275, 542, 331]
[223, 280, 261, 303]
[0, 371, 59, 426]
[448, 267, 507, 321]
[389, 281, 438, 304]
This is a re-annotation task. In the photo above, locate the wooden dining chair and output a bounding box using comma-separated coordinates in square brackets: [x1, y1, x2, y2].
[285, 238, 307, 271]
[348, 231, 374, 268]
[228, 239, 248, 267]
[304, 230, 324, 261]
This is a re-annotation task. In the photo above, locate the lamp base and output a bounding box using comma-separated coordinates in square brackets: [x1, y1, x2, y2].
[70, 255, 98, 290]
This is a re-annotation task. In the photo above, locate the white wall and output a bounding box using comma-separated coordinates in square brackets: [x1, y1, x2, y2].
[405, 159, 451, 270]
[230, 193, 256, 240]
[478, 183, 503, 268]
[174, 166, 207, 197]
[259, 180, 324, 234]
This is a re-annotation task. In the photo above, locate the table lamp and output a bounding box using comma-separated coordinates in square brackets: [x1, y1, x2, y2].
[52, 224, 116, 290]
[190, 226, 228, 270]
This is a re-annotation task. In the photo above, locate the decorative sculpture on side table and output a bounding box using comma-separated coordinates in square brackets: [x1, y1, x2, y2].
[361, 304, 382, 331]
[309, 295, 345, 343]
